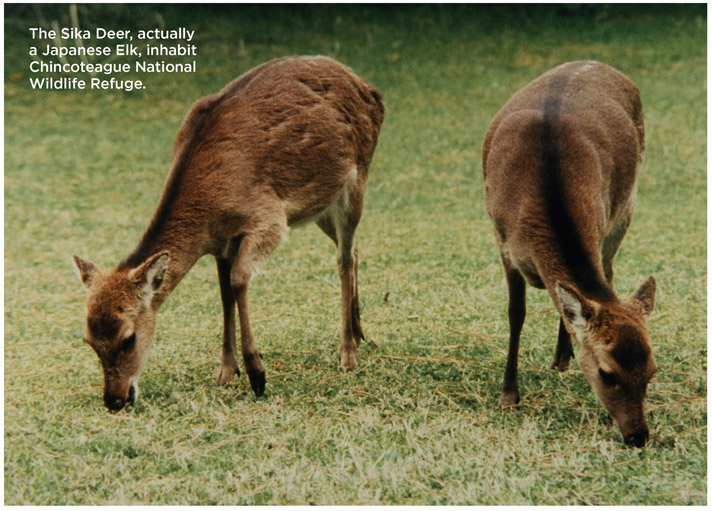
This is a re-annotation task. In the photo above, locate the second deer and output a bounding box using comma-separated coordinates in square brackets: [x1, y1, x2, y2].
[482, 61, 657, 447]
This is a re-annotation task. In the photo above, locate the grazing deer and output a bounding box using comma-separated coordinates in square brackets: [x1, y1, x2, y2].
[482, 61, 656, 447]
[73, 56, 384, 411]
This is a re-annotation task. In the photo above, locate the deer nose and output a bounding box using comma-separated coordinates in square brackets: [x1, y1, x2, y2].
[104, 383, 135, 412]
[104, 394, 127, 412]
[624, 427, 649, 448]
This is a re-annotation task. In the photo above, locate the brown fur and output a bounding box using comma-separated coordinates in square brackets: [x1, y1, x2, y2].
[74, 56, 384, 410]
[482, 61, 656, 446]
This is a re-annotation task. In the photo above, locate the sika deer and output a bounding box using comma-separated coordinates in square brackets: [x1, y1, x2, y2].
[73, 56, 384, 411]
[482, 61, 656, 446]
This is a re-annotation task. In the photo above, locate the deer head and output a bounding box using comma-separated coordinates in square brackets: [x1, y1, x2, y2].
[556, 277, 657, 446]
[73, 251, 170, 411]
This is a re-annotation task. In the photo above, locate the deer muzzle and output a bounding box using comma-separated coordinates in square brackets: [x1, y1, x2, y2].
[103, 380, 137, 411]
[623, 425, 649, 448]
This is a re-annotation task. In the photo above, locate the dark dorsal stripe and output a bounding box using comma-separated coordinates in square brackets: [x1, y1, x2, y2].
[540, 74, 615, 302]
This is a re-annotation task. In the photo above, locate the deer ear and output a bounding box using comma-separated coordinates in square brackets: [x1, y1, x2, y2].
[630, 276, 656, 316]
[72, 255, 100, 290]
[129, 251, 170, 304]
[556, 283, 597, 339]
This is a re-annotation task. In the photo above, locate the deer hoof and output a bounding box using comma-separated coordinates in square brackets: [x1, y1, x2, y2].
[248, 369, 266, 397]
[339, 350, 358, 371]
[551, 358, 570, 372]
[216, 365, 240, 386]
[498, 390, 520, 409]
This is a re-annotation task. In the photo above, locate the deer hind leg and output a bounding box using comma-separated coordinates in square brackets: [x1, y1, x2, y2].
[231, 220, 288, 397]
[315, 171, 365, 371]
[216, 256, 240, 386]
[500, 260, 526, 408]
[350, 243, 364, 341]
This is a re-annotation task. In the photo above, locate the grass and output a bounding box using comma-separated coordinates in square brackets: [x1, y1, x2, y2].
[4, 4, 706, 505]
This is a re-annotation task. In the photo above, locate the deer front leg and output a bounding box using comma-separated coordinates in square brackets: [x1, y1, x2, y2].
[233, 280, 265, 396]
[551, 317, 574, 372]
[216, 257, 240, 386]
[230, 223, 286, 397]
[500, 266, 526, 408]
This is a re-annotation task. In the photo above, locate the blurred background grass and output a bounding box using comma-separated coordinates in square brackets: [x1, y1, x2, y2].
[4, 4, 706, 505]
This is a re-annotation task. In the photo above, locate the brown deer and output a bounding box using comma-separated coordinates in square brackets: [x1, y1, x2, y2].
[482, 61, 657, 447]
[73, 56, 384, 411]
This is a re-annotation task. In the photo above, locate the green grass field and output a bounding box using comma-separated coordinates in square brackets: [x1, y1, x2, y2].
[4, 5, 706, 505]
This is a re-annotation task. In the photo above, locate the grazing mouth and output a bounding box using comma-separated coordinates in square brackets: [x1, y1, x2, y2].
[105, 395, 127, 412]
[104, 381, 137, 412]
[624, 429, 649, 448]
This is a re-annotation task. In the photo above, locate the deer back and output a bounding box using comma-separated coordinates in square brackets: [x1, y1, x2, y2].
[483, 61, 644, 297]
[124, 56, 384, 271]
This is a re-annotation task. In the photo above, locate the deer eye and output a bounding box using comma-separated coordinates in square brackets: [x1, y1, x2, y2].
[599, 368, 619, 387]
[120, 333, 136, 352]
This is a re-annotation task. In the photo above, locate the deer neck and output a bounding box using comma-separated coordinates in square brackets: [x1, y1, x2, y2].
[151, 246, 203, 310]
[119, 211, 209, 310]
[537, 247, 616, 308]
